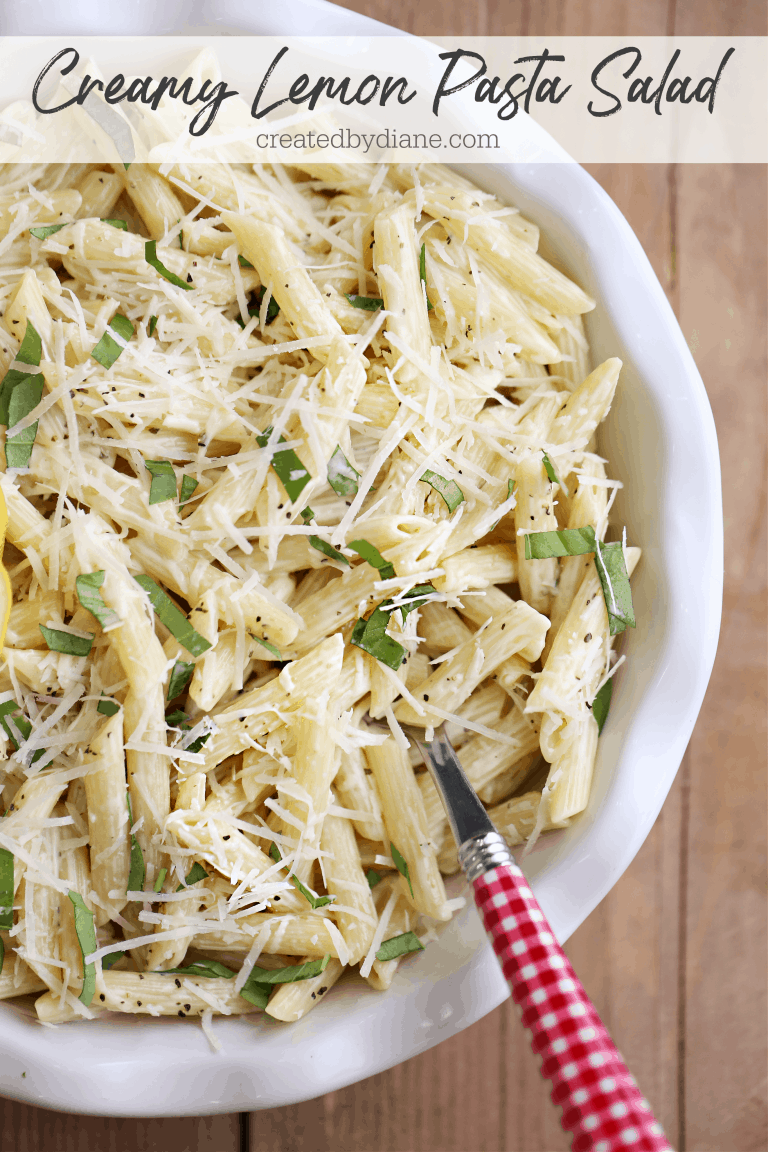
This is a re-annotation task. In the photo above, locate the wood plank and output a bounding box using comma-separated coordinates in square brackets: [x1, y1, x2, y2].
[675, 163, 768, 1152]
[331, 0, 766, 35]
[566, 166, 681, 1148]
[0, 1102, 241, 1152]
[329, 0, 674, 35]
[673, 1, 767, 35]
[249, 1007, 526, 1152]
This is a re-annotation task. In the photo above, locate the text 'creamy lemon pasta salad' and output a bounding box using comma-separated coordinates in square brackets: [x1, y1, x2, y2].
[0, 159, 638, 1041]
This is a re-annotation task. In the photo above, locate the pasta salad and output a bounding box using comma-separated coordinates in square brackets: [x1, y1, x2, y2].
[0, 158, 638, 1038]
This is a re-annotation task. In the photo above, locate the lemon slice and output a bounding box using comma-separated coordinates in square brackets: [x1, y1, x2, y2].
[0, 487, 11, 651]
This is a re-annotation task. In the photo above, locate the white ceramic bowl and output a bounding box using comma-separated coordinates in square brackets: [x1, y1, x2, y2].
[0, 0, 722, 1117]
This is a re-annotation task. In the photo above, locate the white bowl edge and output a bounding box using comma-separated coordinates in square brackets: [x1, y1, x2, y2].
[0, 0, 723, 1117]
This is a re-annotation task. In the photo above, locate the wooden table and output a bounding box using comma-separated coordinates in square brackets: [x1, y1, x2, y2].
[1, 1, 765, 1148]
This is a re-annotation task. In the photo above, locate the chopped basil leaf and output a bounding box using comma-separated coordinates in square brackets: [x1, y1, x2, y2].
[376, 930, 424, 962]
[0, 847, 13, 930]
[344, 294, 383, 311]
[419, 243, 434, 310]
[524, 526, 597, 560]
[233, 288, 279, 330]
[91, 313, 134, 369]
[167, 660, 195, 701]
[239, 955, 330, 1008]
[267, 842, 334, 908]
[253, 955, 330, 985]
[176, 862, 208, 891]
[97, 695, 120, 717]
[39, 625, 93, 657]
[309, 536, 349, 566]
[165, 709, 190, 728]
[594, 541, 636, 636]
[3, 371, 43, 468]
[390, 842, 414, 898]
[145, 459, 177, 505]
[252, 636, 281, 660]
[255, 427, 311, 503]
[148, 316, 158, 337]
[523, 527, 635, 632]
[133, 575, 212, 657]
[76, 570, 120, 631]
[185, 731, 210, 755]
[0, 369, 38, 426]
[0, 700, 43, 762]
[0, 322, 44, 468]
[161, 959, 235, 979]
[253, 285, 280, 324]
[0, 936, 3, 974]
[16, 320, 42, 367]
[29, 223, 68, 240]
[68, 891, 97, 1005]
[239, 980, 270, 1010]
[348, 539, 395, 581]
[350, 607, 406, 671]
[179, 475, 198, 507]
[352, 584, 436, 668]
[145, 239, 193, 291]
[164, 711, 209, 752]
[102, 218, 128, 231]
[126, 790, 145, 895]
[591, 678, 613, 735]
[0, 700, 27, 745]
[153, 868, 167, 893]
[383, 584, 436, 623]
[327, 445, 360, 498]
[420, 469, 464, 512]
[238, 255, 254, 268]
[366, 869, 381, 889]
[289, 875, 335, 910]
[300, 508, 349, 566]
[542, 452, 560, 486]
[102, 951, 125, 971]
[178, 224, 183, 250]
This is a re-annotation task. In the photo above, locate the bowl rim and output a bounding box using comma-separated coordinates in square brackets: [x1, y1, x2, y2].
[0, 3, 723, 1118]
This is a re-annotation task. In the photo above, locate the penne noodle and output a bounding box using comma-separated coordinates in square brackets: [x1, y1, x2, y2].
[265, 958, 345, 1022]
[365, 738, 451, 922]
[321, 810, 377, 964]
[35, 971, 261, 1022]
[83, 709, 130, 926]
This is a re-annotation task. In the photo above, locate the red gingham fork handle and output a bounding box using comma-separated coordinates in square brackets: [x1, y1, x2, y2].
[473, 863, 673, 1152]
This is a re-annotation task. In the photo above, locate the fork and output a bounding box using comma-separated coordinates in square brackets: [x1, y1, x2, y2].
[420, 728, 673, 1152]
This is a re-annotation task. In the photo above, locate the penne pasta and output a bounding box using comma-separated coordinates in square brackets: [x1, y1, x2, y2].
[0, 151, 636, 1032]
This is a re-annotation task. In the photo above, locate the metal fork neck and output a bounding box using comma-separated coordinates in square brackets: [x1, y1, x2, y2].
[459, 831, 516, 882]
